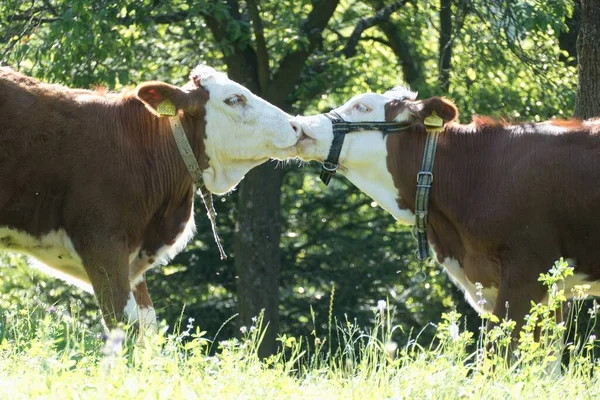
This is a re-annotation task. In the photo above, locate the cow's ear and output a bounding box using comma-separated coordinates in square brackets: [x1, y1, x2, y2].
[135, 82, 189, 117]
[418, 97, 458, 124]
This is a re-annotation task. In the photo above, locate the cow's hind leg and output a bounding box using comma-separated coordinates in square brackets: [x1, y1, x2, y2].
[492, 253, 563, 372]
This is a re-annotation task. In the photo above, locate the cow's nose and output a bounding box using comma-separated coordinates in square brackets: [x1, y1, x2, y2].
[290, 120, 302, 136]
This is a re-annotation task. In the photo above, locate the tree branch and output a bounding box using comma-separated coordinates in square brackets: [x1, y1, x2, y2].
[266, 0, 340, 106]
[360, 35, 391, 47]
[200, 1, 260, 92]
[379, 20, 425, 90]
[342, 0, 408, 58]
[6, 15, 59, 23]
[247, 0, 269, 96]
[439, 0, 470, 92]
[152, 11, 190, 24]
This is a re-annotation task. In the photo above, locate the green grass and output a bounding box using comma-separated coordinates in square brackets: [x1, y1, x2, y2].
[2, 259, 600, 399]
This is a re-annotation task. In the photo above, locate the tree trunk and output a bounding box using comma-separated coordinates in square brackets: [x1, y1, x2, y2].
[574, 0, 600, 119]
[439, 0, 453, 92]
[234, 163, 284, 358]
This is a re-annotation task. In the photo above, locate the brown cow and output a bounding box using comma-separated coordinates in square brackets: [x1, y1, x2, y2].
[0, 65, 300, 332]
[294, 87, 600, 342]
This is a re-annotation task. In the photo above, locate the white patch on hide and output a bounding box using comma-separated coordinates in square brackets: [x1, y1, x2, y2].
[128, 247, 141, 266]
[343, 133, 415, 225]
[383, 86, 418, 101]
[295, 89, 422, 224]
[441, 257, 498, 314]
[129, 251, 154, 288]
[0, 227, 92, 292]
[128, 202, 196, 286]
[165, 202, 197, 261]
[560, 272, 600, 300]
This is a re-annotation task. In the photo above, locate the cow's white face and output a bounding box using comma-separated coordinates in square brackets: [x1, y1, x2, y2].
[191, 66, 300, 193]
[294, 87, 417, 164]
[294, 87, 418, 224]
[136, 65, 300, 195]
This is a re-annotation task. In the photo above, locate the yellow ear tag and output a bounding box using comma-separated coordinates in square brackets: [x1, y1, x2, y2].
[424, 110, 444, 132]
[157, 99, 176, 116]
[424, 110, 444, 127]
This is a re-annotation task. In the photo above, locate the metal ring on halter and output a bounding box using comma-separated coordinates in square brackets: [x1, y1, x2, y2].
[322, 161, 339, 172]
[414, 269, 427, 283]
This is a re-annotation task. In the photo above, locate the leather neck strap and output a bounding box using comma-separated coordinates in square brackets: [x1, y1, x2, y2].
[158, 102, 227, 260]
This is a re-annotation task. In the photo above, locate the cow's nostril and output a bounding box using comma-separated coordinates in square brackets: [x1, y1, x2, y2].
[290, 121, 301, 135]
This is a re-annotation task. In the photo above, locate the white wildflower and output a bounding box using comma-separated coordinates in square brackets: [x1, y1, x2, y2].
[449, 322, 460, 340]
[377, 300, 387, 314]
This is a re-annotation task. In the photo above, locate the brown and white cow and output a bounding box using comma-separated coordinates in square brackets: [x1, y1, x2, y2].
[294, 87, 600, 336]
[0, 65, 300, 332]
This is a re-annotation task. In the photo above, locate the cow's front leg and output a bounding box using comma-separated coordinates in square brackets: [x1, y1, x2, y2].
[133, 277, 158, 333]
[78, 243, 134, 330]
[492, 281, 546, 339]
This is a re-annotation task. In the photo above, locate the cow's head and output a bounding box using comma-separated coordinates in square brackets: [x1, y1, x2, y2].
[294, 87, 457, 224]
[136, 65, 300, 194]
[295, 87, 458, 164]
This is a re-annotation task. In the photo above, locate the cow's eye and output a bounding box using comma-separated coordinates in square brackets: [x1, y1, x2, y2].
[224, 95, 245, 106]
[353, 103, 371, 113]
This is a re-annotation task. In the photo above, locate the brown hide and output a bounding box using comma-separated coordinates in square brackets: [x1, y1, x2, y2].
[386, 99, 600, 330]
[0, 67, 208, 327]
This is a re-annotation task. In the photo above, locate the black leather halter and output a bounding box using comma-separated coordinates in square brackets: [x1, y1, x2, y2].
[320, 111, 414, 185]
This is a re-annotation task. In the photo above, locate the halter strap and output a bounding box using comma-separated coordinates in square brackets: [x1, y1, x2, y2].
[319, 111, 415, 185]
[413, 111, 445, 265]
[414, 129, 440, 262]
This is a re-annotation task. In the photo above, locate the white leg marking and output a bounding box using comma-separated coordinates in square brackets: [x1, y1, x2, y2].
[138, 307, 158, 333]
[123, 292, 139, 325]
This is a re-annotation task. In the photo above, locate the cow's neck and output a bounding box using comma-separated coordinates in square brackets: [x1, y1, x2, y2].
[342, 126, 476, 265]
[119, 100, 208, 206]
[385, 125, 487, 264]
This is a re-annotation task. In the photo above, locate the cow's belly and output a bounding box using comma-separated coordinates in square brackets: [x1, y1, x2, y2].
[440, 257, 498, 314]
[1, 208, 196, 293]
[0, 226, 92, 291]
[558, 261, 600, 300]
[441, 257, 600, 314]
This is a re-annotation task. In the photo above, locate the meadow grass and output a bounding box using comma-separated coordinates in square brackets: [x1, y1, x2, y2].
[1, 258, 600, 399]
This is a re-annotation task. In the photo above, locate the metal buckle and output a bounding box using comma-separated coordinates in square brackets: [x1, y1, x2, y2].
[416, 171, 433, 184]
[415, 210, 428, 220]
[322, 162, 339, 172]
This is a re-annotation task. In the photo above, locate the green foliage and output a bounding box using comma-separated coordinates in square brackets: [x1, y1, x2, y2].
[448, 0, 576, 121]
